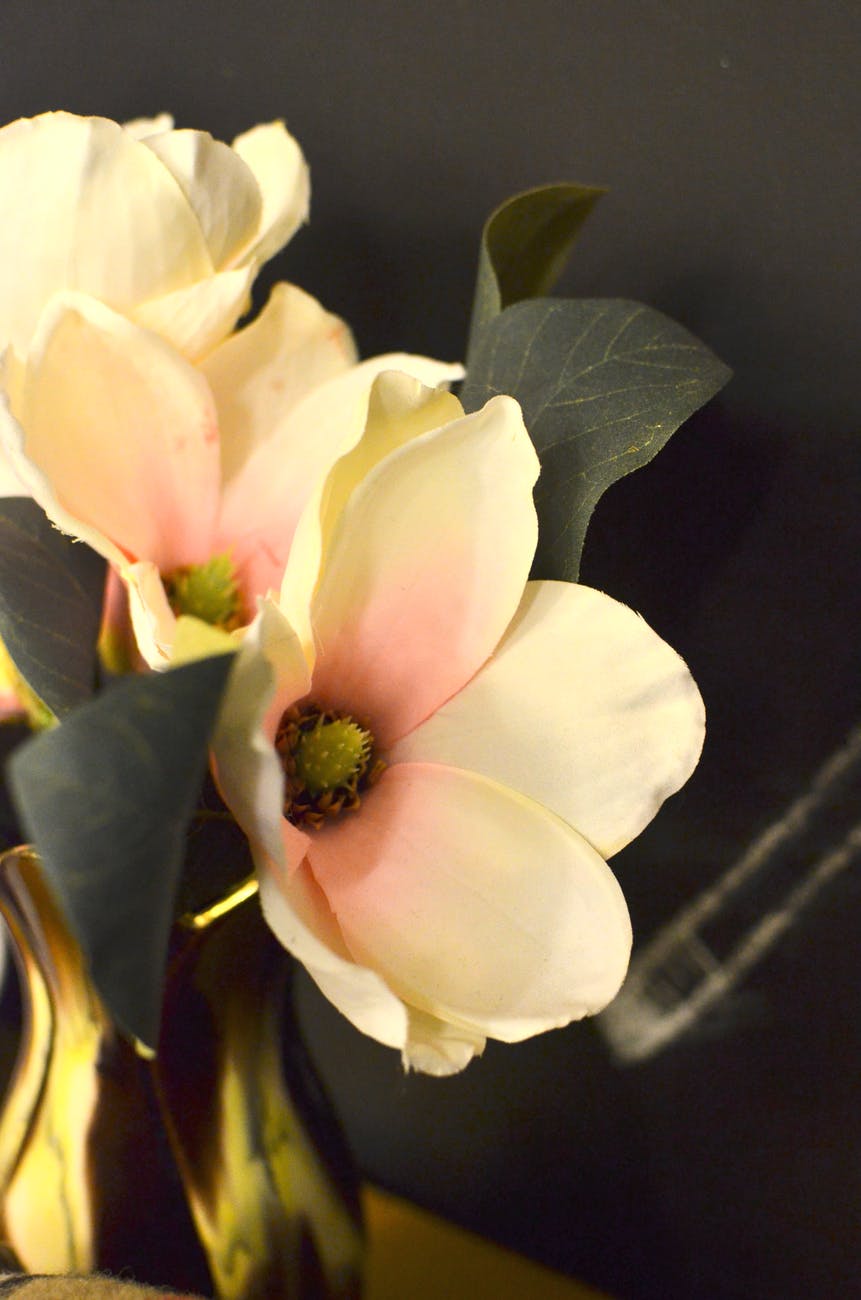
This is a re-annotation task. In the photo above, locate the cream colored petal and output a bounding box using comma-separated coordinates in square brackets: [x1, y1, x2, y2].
[273, 354, 463, 528]
[209, 352, 461, 646]
[200, 599, 313, 868]
[308, 394, 538, 746]
[307, 762, 632, 1041]
[203, 282, 357, 491]
[0, 383, 127, 568]
[0, 112, 212, 354]
[402, 1009, 486, 1076]
[316, 369, 464, 561]
[276, 368, 462, 676]
[16, 293, 221, 573]
[393, 581, 706, 858]
[143, 128, 263, 271]
[217, 356, 458, 618]
[0, 458, 28, 498]
[132, 266, 255, 361]
[122, 113, 175, 140]
[258, 851, 410, 1051]
[124, 560, 176, 667]
[0, 437, 29, 498]
[0, 351, 29, 498]
[230, 121, 310, 267]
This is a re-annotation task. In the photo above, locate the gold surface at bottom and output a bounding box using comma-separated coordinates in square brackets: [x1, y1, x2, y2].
[363, 1187, 611, 1300]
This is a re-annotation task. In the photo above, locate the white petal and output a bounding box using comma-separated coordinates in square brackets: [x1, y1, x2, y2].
[230, 122, 310, 268]
[307, 762, 632, 1041]
[278, 368, 461, 660]
[12, 293, 221, 573]
[124, 560, 176, 667]
[393, 581, 706, 857]
[231, 351, 460, 649]
[315, 369, 463, 556]
[307, 393, 538, 746]
[258, 852, 410, 1051]
[203, 282, 357, 493]
[402, 1010, 486, 1076]
[0, 382, 126, 568]
[0, 352, 30, 498]
[132, 266, 254, 360]
[0, 451, 29, 498]
[273, 353, 464, 523]
[202, 598, 313, 868]
[0, 112, 212, 355]
[0, 416, 28, 500]
[122, 114, 174, 140]
[142, 129, 263, 271]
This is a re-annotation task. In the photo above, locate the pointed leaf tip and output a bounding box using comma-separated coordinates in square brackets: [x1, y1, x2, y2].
[467, 182, 605, 356]
[462, 184, 731, 579]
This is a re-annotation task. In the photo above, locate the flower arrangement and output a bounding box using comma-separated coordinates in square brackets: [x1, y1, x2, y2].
[0, 112, 729, 1296]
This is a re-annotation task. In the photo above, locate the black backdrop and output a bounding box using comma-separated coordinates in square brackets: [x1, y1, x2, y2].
[0, 3, 859, 1297]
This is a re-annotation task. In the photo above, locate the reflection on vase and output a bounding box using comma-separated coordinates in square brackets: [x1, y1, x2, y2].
[0, 848, 363, 1299]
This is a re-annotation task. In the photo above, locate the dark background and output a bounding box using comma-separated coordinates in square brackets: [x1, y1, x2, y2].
[0, 2, 859, 1296]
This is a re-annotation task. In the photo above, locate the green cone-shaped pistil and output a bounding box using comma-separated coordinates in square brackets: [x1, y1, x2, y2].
[293, 717, 372, 797]
[164, 553, 242, 631]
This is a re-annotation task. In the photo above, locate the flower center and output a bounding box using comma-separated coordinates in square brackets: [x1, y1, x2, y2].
[163, 553, 243, 631]
[276, 704, 386, 829]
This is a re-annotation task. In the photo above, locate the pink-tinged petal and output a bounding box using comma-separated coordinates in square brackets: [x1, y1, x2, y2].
[393, 581, 706, 858]
[309, 395, 538, 746]
[0, 112, 212, 354]
[142, 129, 263, 271]
[306, 762, 632, 1041]
[275, 365, 462, 659]
[230, 122, 310, 268]
[258, 850, 410, 1051]
[0, 638, 25, 721]
[0, 384, 127, 569]
[16, 294, 221, 572]
[316, 369, 463, 556]
[204, 283, 357, 494]
[0, 686, 24, 721]
[132, 266, 255, 361]
[214, 353, 462, 617]
[188, 599, 313, 868]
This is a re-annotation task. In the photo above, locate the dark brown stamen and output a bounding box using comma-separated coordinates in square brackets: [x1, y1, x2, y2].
[276, 704, 386, 829]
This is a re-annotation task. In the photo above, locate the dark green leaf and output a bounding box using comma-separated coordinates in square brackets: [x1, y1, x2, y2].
[175, 772, 255, 920]
[462, 185, 732, 579]
[0, 499, 106, 716]
[8, 652, 235, 1047]
[467, 183, 605, 356]
[464, 298, 731, 579]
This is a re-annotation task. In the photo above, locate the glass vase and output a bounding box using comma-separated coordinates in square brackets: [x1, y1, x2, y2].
[0, 847, 363, 1299]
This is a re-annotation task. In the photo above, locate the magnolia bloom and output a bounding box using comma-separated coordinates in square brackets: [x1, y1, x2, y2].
[0, 287, 462, 664]
[199, 372, 706, 1076]
[0, 110, 309, 361]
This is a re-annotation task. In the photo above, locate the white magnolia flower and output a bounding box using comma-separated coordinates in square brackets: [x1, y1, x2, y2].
[0, 286, 461, 664]
[194, 372, 706, 1075]
[0, 110, 309, 362]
